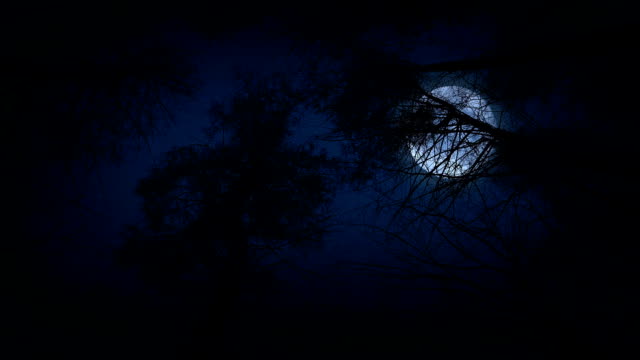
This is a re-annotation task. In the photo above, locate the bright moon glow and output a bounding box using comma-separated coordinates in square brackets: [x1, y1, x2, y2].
[408, 86, 496, 177]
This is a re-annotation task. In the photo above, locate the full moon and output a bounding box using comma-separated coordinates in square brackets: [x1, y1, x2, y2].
[408, 85, 496, 177]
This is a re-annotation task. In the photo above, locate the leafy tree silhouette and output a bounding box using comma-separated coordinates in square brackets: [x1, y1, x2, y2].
[117, 73, 337, 353]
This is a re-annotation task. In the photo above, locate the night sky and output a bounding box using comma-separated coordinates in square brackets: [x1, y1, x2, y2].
[4, 2, 639, 359]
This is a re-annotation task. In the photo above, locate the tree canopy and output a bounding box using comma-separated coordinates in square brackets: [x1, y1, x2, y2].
[118, 74, 337, 290]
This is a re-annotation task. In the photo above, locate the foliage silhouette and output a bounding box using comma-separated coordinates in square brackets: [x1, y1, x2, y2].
[117, 74, 337, 333]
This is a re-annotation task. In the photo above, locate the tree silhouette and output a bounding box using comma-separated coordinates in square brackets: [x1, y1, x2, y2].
[2, 14, 206, 358]
[298, 40, 640, 354]
[329, 69, 537, 300]
[117, 73, 337, 352]
[5, 10, 201, 265]
[301, 44, 626, 300]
